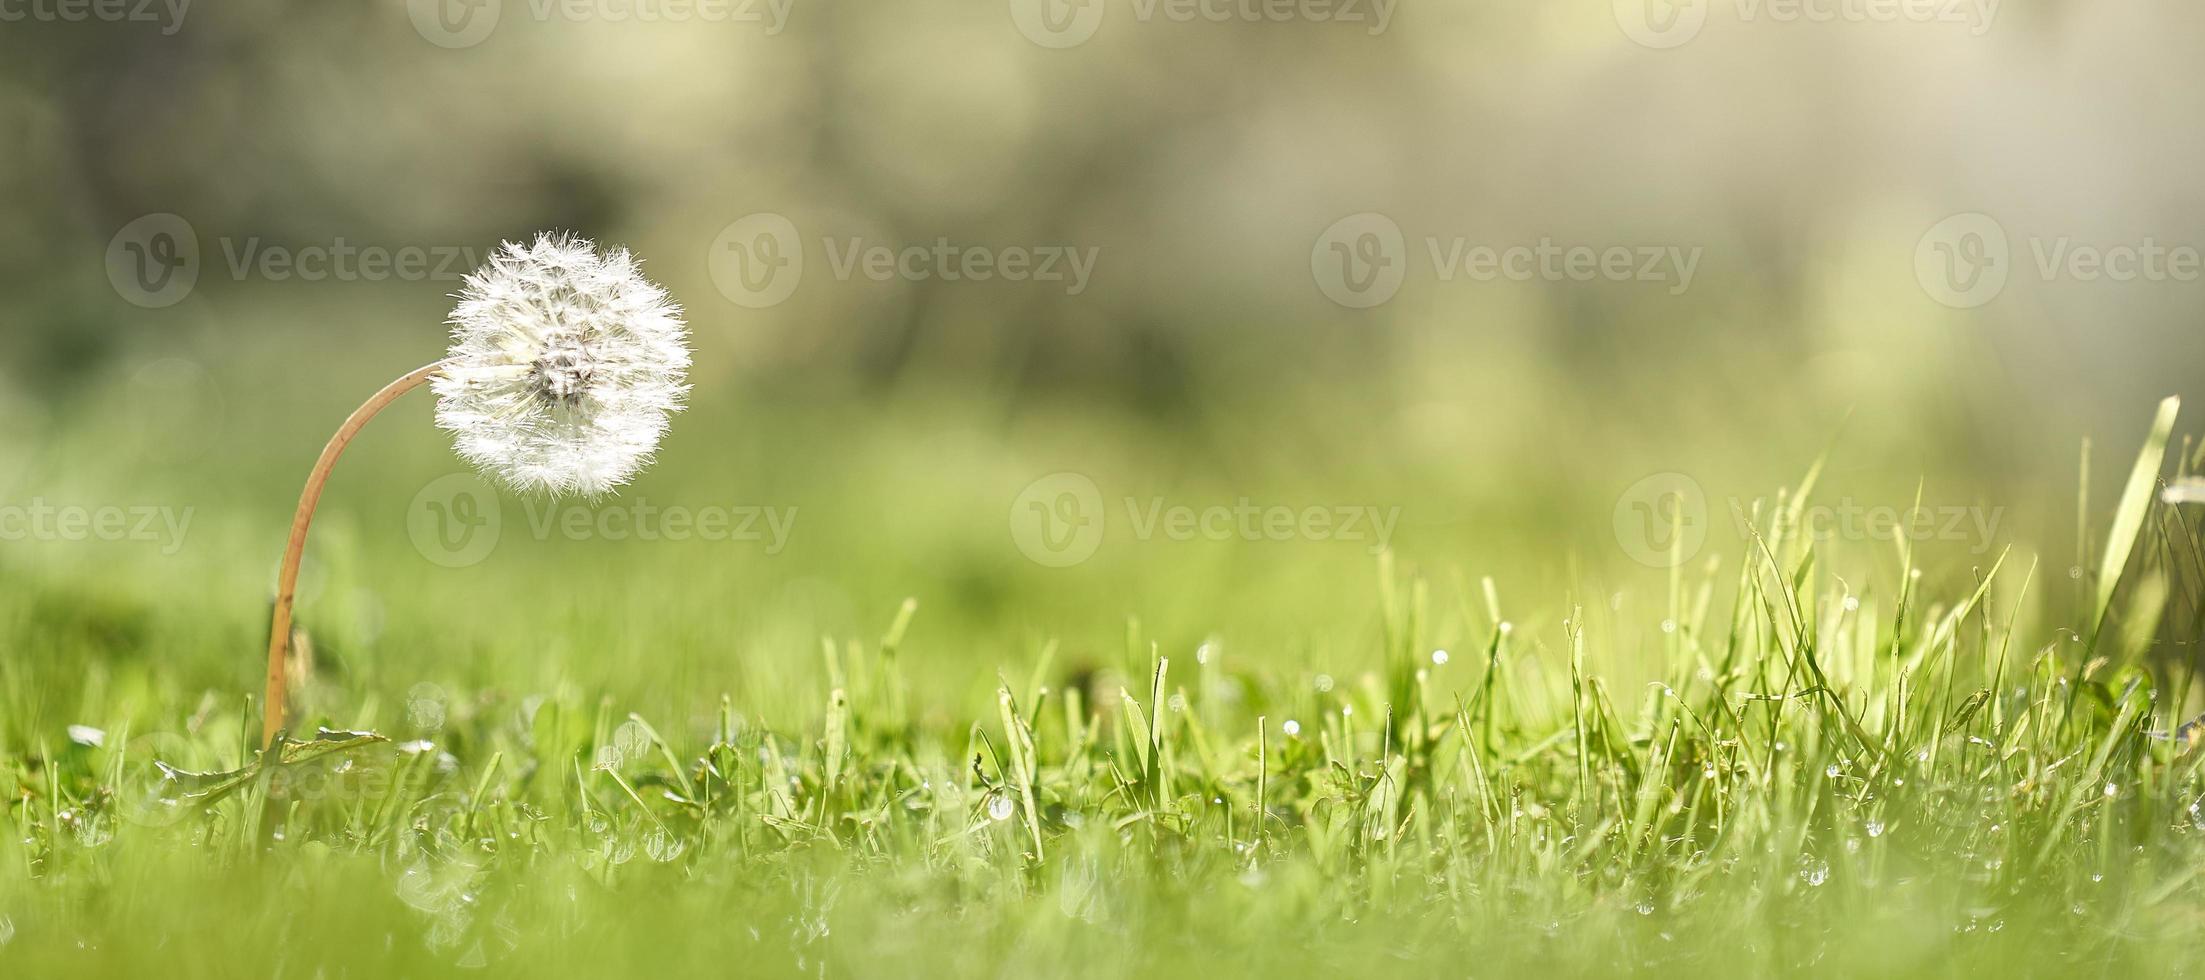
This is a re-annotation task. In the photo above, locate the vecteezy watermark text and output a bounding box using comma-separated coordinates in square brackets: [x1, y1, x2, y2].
[1311, 212, 1702, 309]
[408, 473, 796, 567]
[709, 212, 1101, 308]
[1613, 472, 2003, 568]
[104, 214, 487, 308]
[1009, 472, 1400, 567]
[1613, 0, 1999, 50]
[407, 0, 792, 49]
[0, 0, 188, 35]
[1010, 0, 1394, 49]
[0, 499, 193, 555]
[1914, 211, 2202, 308]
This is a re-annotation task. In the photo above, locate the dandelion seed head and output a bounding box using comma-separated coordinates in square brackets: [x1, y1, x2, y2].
[434, 233, 690, 497]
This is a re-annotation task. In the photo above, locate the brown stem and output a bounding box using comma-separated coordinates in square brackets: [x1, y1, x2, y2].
[263, 361, 446, 746]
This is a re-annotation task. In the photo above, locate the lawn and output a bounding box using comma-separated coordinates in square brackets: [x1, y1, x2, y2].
[3, 333, 2201, 977]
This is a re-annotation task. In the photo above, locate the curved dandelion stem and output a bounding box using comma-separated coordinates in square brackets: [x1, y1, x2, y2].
[262, 360, 447, 747]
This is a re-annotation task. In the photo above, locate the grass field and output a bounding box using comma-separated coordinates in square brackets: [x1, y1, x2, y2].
[4, 343, 2204, 978]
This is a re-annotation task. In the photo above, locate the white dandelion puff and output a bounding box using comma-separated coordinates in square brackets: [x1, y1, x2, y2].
[257, 232, 692, 746]
[432, 233, 691, 496]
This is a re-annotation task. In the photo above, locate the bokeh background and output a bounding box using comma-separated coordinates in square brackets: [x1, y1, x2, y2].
[3, 0, 2202, 731]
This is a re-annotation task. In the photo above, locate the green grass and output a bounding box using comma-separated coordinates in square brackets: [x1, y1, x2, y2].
[5, 392, 2205, 978]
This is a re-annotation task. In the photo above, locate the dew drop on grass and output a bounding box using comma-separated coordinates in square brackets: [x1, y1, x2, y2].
[2104, 782, 2118, 798]
[1801, 860, 1829, 887]
[1866, 820, 1884, 838]
[1431, 649, 1449, 665]
[1635, 900, 1654, 916]
[1825, 764, 1841, 778]
[988, 795, 1015, 822]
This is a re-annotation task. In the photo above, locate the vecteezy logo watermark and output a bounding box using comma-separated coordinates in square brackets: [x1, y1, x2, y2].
[408, 473, 504, 568]
[106, 213, 199, 309]
[0, 0, 190, 35]
[407, 0, 500, 48]
[709, 212, 805, 309]
[1009, 472, 1107, 567]
[1312, 212, 1702, 309]
[105, 215, 492, 306]
[407, 473, 797, 567]
[1612, 0, 1708, 48]
[1613, 472, 2005, 567]
[1914, 212, 2201, 308]
[1614, 472, 1707, 568]
[1009, 472, 1401, 567]
[709, 212, 1101, 308]
[407, 0, 792, 48]
[0, 498, 194, 555]
[1009, 0, 1393, 48]
[1311, 213, 1406, 309]
[1614, 0, 1998, 49]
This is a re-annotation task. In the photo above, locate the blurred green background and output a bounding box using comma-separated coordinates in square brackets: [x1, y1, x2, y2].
[3, 0, 2202, 735]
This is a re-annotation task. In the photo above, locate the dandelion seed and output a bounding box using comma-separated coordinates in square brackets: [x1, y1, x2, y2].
[1282, 719, 1301, 736]
[1801, 861, 1829, 887]
[1167, 693, 1186, 713]
[1865, 820, 1884, 838]
[1313, 674, 1334, 693]
[435, 233, 690, 497]
[1431, 649, 1449, 665]
[987, 796, 1014, 822]
[1660, 619, 1676, 634]
[1842, 596, 1859, 612]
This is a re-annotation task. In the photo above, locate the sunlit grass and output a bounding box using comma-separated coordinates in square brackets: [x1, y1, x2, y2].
[3, 400, 2203, 978]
